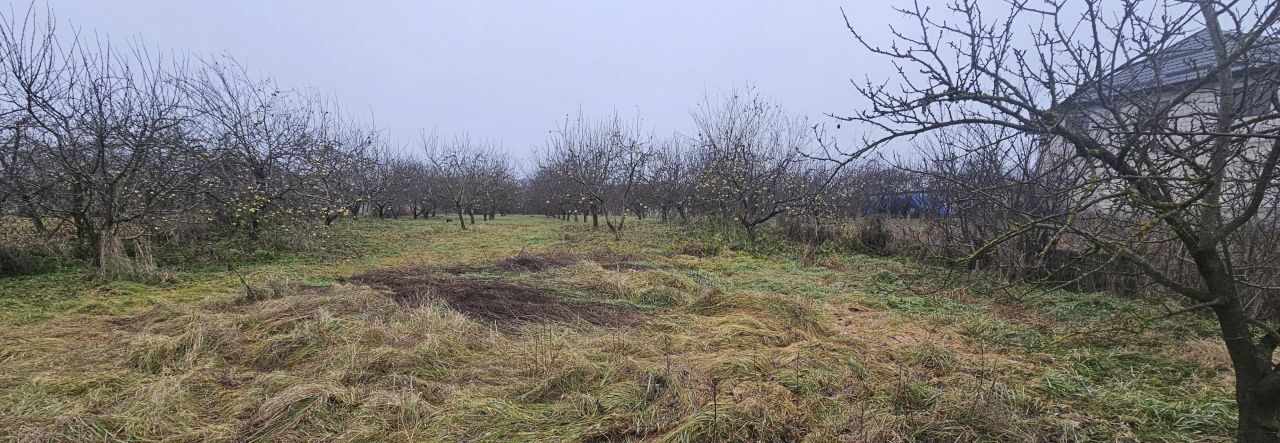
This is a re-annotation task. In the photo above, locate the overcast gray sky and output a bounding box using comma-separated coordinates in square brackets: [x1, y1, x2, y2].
[36, 1, 901, 158]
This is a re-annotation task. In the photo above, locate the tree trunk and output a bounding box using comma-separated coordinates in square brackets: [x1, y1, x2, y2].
[97, 233, 131, 280]
[69, 209, 95, 264]
[83, 220, 99, 266]
[591, 206, 599, 228]
[1194, 251, 1280, 442]
[456, 206, 467, 230]
[1216, 296, 1280, 442]
[18, 195, 45, 233]
[468, 209, 476, 225]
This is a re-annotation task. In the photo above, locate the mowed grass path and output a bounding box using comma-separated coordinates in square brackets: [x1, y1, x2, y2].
[0, 216, 1238, 441]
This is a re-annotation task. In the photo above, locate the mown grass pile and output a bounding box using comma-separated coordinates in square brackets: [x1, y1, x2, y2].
[0, 216, 1237, 441]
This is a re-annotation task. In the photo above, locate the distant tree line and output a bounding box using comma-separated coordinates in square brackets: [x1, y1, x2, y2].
[2, 7, 905, 282]
[523, 88, 902, 241]
[0, 8, 524, 279]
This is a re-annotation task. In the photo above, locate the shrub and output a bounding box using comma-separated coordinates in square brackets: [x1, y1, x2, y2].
[855, 215, 892, 255]
[0, 219, 79, 276]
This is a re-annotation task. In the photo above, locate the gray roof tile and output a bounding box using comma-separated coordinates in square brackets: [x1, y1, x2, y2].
[1067, 30, 1280, 106]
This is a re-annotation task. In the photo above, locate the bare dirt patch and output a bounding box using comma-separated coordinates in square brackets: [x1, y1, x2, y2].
[352, 267, 639, 327]
[448, 249, 654, 274]
[483, 250, 581, 272]
[442, 249, 580, 273]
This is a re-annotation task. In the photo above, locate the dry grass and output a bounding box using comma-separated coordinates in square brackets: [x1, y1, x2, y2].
[1166, 339, 1234, 386]
[1167, 339, 1232, 371]
[0, 217, 1237, 442]
[0, 276, 1074, 441]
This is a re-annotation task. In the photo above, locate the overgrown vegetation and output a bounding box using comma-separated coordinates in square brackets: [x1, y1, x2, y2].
[3, 0, 1276, 439]
[0, 217, 1237, 441]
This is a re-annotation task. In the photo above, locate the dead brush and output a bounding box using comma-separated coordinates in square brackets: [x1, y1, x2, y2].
[130, 310, 237, 374]
[903, 341, 958, 375]
[236, 275, 298, 305]
[351, 389, 431, 439]
[526, 323, 564, 376]
[588, 243, 641, 265]
[132, 324, 225, 374]
[689, 290, 829, 337]
[235, 382, 355, 441]
[245, 310, 344, 371]
[620, 268, 699, 307]
[889, 377, 940, 413]
[97, 234, 172, 283]
[483, 248, 581, 273]
[397, 302, 499, 366]
[334, 345, 411, 386]
[855, 215, 892, 255]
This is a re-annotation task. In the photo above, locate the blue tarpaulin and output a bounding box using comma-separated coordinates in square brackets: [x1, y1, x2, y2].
[860, 192, 949, 218]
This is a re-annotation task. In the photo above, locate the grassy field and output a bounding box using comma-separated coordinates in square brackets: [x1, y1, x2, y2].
[0, 216, 1236, 441]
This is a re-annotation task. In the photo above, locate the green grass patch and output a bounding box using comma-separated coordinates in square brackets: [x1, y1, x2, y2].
[0, 216, 1238, 441]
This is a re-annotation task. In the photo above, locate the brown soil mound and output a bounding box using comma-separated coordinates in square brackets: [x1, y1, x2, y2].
[487, 250, 581, 272]
[450, 250, 653, 273]
[442, 250, 581, 274]
[352, 267, 638, 327]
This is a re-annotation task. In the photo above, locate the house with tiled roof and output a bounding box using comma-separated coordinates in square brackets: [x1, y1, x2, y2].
[1060, 29, 1280, 133]
[1045, 29, 1280, 200]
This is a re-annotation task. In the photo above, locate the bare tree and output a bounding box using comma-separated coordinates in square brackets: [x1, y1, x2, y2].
[545, 110, 653, 240]
[527, 151, 581, 220]
[425, 132, 507, 231]
[0, 5, 61, 235]
[647, 134, 695, 222]
[692, 87, 820, 239]
[188, 56, 334, 238]
[309, 116, 381, 226]
[0, 9, 205, 278]
[0, 6, 391, 278]
[838, 1, 1280, 438]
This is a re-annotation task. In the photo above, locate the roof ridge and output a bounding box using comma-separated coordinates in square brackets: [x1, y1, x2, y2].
[1062, 28, 1279, 108]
